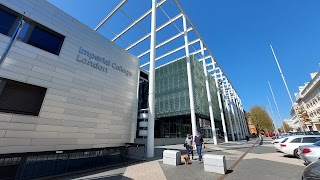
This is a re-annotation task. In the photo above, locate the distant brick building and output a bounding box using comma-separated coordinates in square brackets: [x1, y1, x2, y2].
[247, 117, 257, 135]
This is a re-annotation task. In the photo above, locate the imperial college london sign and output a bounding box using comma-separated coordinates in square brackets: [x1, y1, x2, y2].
[76, 47, 132, 77]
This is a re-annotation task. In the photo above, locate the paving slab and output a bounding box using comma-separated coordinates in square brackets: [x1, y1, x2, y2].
[56, 138, 260, 180]
[223, 138, 305, 180]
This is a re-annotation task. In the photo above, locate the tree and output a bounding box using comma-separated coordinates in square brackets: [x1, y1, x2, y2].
[297, 105, 310, 123]
[249, 105, 274, 133]
[282, 122, 293, 132]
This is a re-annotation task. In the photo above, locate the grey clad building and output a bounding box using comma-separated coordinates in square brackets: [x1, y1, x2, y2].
[0, 0, 248, 178]
[0, 0, 139, 154]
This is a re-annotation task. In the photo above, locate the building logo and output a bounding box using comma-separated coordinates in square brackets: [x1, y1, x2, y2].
[76, 47, 132, 76]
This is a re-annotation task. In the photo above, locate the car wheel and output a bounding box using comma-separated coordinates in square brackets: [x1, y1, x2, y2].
[294, 149, 299, 158]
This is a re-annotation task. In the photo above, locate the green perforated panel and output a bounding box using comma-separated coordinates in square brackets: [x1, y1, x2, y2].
[155, 55, 221, 121]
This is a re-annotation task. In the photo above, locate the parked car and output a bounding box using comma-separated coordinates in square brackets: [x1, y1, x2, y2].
[273, 137, 288, 151]
[279, 135, 320, 157]
[299, 141, 320, 165]
[302, 160, 320, 180]
[291, 131, 320, 136]
[281, 133, 291, 136]
[272, 133, 291, 143]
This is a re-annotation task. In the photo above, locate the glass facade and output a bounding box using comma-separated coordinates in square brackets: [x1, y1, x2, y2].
[154, 55, 221, 119]
[137, 80, 148, 111]
[155, 115, 191, 138]
[153, 56, 223, 138]
[137, 56, 227, 138]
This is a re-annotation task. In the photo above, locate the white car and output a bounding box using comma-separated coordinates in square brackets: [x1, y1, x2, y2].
[272, 134, 292, 151]
[279, 135, 320, 157]
[298, 141, 320, 165]
[273, 137, 287, 151]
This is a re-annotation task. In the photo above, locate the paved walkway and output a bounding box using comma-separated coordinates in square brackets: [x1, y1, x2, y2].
[224, 138, 305, 180]
[61, 138, 259, 180]
[123, 161, 166, 180]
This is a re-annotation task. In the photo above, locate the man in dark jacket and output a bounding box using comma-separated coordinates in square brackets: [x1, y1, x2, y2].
[193, 131, 205, 164]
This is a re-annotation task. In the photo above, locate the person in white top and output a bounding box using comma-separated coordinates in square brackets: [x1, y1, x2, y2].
[184, 134, 194, 159]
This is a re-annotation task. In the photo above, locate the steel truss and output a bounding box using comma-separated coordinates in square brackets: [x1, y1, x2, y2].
[94, 0, 248, 157]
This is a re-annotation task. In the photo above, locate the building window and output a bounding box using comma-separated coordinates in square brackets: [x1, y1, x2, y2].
[0, 5, 64, 55]
[0, 7, 17, 35]
[27, 26, 64, 55]
[0, 78, 47, 116]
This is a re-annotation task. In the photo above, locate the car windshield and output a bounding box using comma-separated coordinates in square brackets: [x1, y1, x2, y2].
[313, 141, 320, 146]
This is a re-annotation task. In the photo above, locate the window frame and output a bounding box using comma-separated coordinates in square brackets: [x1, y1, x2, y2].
[0, 6, 17, 35]
[0, 4, 65, 55]
[27, 25, 64, 55]
[0, 77, 47, 116]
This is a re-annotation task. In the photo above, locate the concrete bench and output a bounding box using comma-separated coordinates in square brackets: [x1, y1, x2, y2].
[203, 154, 227, 174]
[163, 150, 181, 166]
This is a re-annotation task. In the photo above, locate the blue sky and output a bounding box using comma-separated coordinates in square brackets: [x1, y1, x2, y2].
[47, 0, 319, 127]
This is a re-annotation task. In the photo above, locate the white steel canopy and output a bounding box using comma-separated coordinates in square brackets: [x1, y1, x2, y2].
[93, 0, 248, 157]
[94, 0, 237, 93]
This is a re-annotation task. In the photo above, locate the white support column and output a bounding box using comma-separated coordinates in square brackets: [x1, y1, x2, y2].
[232, 94, 244, 139]
[236, 96, 246, 137]
[200, 42, 217, 145]
[235, 97, 246, 137]
[234, 98, 243, 138]
[238, 99, 247, 136]
[183, 14, 197, 137]
[211, 59, 228, 143]
[238, 100, 246, 138]
[221, 75, 235, 141]
[228, 88, 240, 140]
[239, 103, 249, 136]
[147, 0, 157, 158]
[238, 98, 248, 136]
[239, 107, 247, 136]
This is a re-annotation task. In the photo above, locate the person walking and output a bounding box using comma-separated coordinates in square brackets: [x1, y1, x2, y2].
[193, 131, 205, 164]
[246, 135, 249, 142]
[185, 134, 194, 160]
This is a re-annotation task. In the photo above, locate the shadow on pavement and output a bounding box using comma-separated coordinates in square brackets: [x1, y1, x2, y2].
[51, 162, 138, 180]
[226, 170, 234, 174]
[55, 170, 132, 180]
[67, 174, 133, 180]
[283, 154, 299, 159]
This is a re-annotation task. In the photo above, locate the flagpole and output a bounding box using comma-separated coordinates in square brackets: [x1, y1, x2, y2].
[0, 17, 25, 68]
[269, 45, 304, 132]
[267, 96, 280, 134]
[268, 81, 285, 133]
